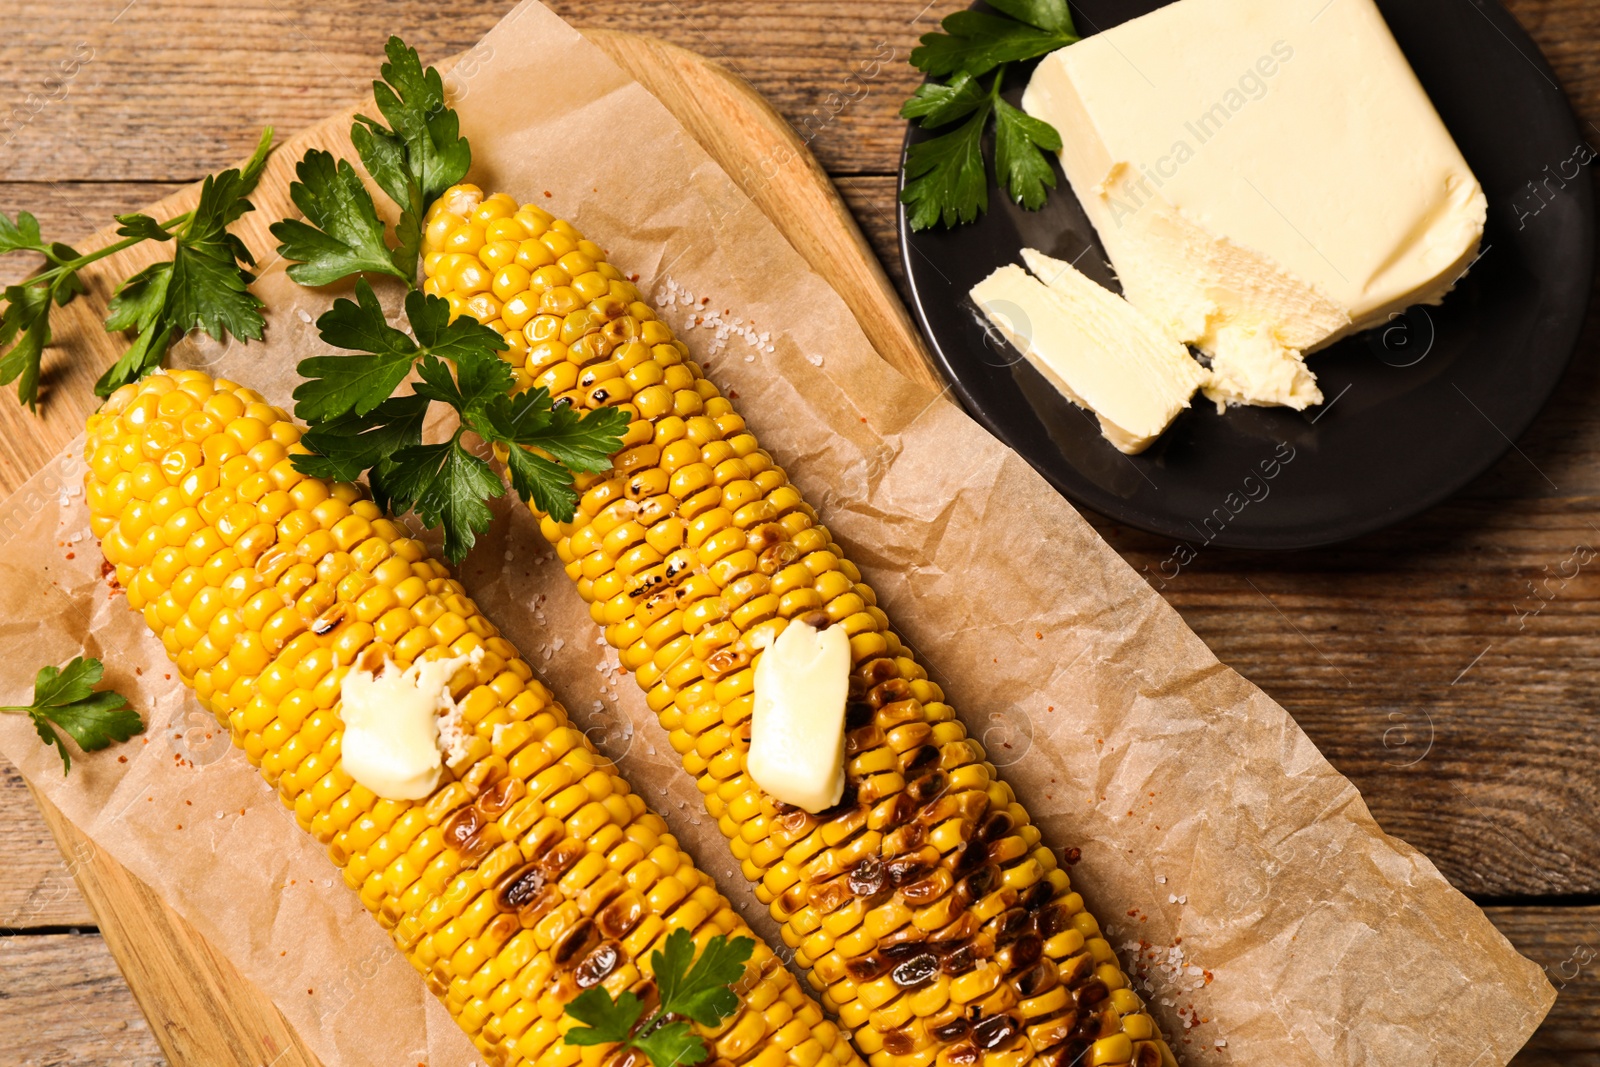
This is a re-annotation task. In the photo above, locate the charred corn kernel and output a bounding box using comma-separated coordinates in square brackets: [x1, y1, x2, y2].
[85, 371, 862, 1067]
[424, 184, 1169, 1067]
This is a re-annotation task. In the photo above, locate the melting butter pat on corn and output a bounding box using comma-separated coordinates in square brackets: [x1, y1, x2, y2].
[747, 620, 851, 813]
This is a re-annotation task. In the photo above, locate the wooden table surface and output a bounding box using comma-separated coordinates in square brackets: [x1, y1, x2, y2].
[0, 1, 1596, 1064]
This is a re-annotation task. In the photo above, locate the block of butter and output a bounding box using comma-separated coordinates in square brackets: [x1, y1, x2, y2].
[1022, 0, 1487, 410]
[971, 248, 1208, 454]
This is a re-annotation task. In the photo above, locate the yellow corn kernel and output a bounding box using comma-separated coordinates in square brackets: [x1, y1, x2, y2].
[84, 367, 863, 1067]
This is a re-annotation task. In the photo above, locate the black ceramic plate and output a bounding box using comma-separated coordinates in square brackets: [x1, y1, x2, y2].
[899, 0, 1594, 549]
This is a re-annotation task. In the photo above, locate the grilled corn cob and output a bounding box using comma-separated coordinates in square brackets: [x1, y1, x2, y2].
[84, 369, 864, 1067]
[422, 187, 1175, 1067]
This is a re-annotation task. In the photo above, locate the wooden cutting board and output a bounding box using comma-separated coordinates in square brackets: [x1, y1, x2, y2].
[19, 29, 937, 1067]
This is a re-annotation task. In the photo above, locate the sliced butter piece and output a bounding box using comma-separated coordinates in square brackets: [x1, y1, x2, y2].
[339, 654, 474, 801]
[748, 620, 851, 813]
[1023, 0, 1487, 408]
[971, 249, 1208, 454]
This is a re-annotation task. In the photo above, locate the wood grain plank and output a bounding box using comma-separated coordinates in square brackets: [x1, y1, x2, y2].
[0, 931, 166, 1066]
[0, 0, 1592, 184]
[28, 784, 321, 1067]
[0, 759, 96, 929]
[0, 0, 966, 184]
[1492, 906, 1600, 1061]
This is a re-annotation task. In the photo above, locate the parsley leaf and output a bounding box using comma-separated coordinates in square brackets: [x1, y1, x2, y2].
[95, 261, 177, 398]
[632, 1023, 707, 1067]
[994, 97, 1061, 210]
[899, 4, 1074, 230]
[487, 390, 634, 476]
[370, 37, 472, 204]
[163, 128, 275, 343]
[272, 150, 408, 287]
[900, 71, 988, 127]
[292, 280, 420, 421]
[561, 930, 754, 1067]
[351, 37, 472, 280]
[2, 657, 143, 774]
[482, 391, 631, 522]
[565, 989, 646, 1047]
[389, 437, 504, 562]
[290, 288, 627, 562]
[277, 37, 468, 287]
[912, 10, 1076, 78]
[113, 213, 176, 244]
[499, 439, 578, 520]
[655, 926, 752, 1026]
[296, 393, 429, 511]
[0, 282, 54, 409]
[902, 102, 993, 231]
[93, 128, 276, 398]
[0, 211, 47, 256]
[981, 0, 1075, 34]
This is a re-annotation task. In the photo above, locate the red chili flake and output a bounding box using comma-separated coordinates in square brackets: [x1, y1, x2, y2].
[163, 674, 170, 680]
[117, 756, 127, 763]
[135, 668, 142, 675]
[176, 824, 182, 830]
[543, 191, 553, 198]
[1203, 970, 1214, 985]
[1035, 631, 1043, 639]
[728, 390, 740, 399]
[185, 800, 192, 806]
[1047, 706, 1054, 712]
[65, 552, 74, 560]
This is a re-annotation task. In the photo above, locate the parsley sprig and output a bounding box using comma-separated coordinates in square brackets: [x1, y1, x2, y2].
[290, 280, 630, 562]
[899, 0, 1076, 230]
[565, 928, 755, 1067]
[2, 657, 143, 774]
[271, 37, 469, 288]
[0, 129, 275, 409]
